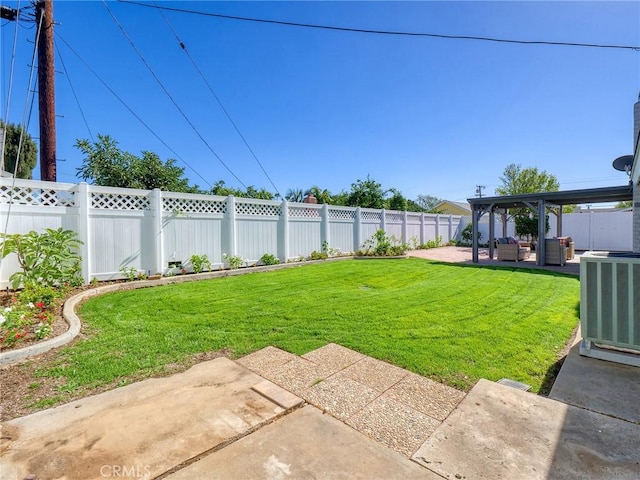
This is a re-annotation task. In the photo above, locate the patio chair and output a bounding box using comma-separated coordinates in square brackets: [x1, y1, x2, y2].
[545, 239, 567, 266]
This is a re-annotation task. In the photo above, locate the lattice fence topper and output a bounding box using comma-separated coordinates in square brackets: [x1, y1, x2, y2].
[91, 192, 150, 210]
[235, 201, 281, 216]
[0, 185, 75, 207]
[288, 205, 321, 218]
[328, 208, 356, 220]
[386, 212, 404, 223]
[163, 197, 227, 214]
[361, 210, 382, 221]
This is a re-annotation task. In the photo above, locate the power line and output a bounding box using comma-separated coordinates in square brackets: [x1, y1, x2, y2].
[55, 32, 213, 189]
[102, 0, 248, 189]
[154, 0, 281, 197]
[55, 43, 94, 142]
[118, 0, 640, 51]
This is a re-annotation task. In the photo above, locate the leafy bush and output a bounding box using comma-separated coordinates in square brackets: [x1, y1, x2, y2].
[357, 229, 409, 256]
[0, 228, 83, 290]
[461, 224, 481, 245]
[190, 254, 212, 273]
[309, 250, 328, 260]
[223, 253, 244, 270]
[418, 236, 444, 249]
[259, 253, 280, 266]
[120, 266, 139, 281]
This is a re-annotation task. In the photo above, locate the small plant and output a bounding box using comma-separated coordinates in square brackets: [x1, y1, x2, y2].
[259, 253, 280, 266]
[223, 253, 244, 270]
[419, 236, 444, 250]
[309, 250, 328, 260]
[120, 266, 139, 282]
[190, 254, 212, 274]
[0, 228, 83, 289]
[90, 277, 99, 287]
[321, 241, 341, 258]
[357, 229, 409, 256]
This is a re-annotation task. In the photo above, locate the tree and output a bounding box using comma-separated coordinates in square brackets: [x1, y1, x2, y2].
[346, 176, 387, 209]
[211, 180, 274, 200]
[415, 194, 443, 213]
[495, 163, 559, 196]
[616, 201, 633, 209]
[386, 188, 407, 211]
[1, 121, 37, 179]
[495, 163, 560, 239]
[75, 134, 200, 192]
[285, 188, 303, 202]
[306, 186, 333, 204]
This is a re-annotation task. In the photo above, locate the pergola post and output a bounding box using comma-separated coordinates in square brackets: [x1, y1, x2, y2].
[537, 200, 546, 266]
[557, 206, 563, 237]
[489, 207, 495, 259]
[472, 207, 479, 263]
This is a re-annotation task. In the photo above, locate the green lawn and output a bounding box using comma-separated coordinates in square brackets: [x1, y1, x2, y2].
[40, 258, 580, 395]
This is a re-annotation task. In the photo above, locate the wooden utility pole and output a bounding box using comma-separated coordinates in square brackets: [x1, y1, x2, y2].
[36, 0, 56, 182]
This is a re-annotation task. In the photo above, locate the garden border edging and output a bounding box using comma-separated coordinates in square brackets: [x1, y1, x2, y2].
[0, 257, 352, 367]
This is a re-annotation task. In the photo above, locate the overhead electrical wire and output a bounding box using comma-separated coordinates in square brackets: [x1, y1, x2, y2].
[55, 43, 94, 142]
[101, 0, 248, 189]
[1, 0, 22, 172]
[1, 7, 43, 270]
[118, 0, 640, 51]
[154, 0, 281, 198]
[55, 32, 213, 190]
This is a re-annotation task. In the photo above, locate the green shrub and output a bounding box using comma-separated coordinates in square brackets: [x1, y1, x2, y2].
[190, 254, 212, 274]
[461, 224, 481, 245]
[0, 228, 83, 289]
[259, 253, 280, 266]
[223, 253, 244, 270]
[357, 229, 409, 256]
[309, 250, 328, 260]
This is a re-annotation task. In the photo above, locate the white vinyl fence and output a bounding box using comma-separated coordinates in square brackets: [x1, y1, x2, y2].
[0, 178, 462, 287]
[460, 210, 633, 252]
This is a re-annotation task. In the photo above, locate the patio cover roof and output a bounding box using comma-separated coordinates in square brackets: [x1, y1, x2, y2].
[467, 184, 632, 211]
[466, 184, 633, 265]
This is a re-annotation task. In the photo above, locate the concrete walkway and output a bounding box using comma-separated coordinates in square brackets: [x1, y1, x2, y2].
[2, 342, 638, 479]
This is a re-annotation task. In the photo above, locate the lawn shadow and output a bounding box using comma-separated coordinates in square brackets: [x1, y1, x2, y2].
[415, 258, 580, 280]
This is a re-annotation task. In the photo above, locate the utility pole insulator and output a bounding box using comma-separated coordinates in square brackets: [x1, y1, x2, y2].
[36, 0, 56, 182]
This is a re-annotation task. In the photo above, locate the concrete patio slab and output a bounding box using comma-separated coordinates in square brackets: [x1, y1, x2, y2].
[413, 379, 640, 480]
[550, 343, 640, 424]
[0, 358, 297, 480]
[164, 405, 443, 480]
[384, 372, 466, 421]
[347, 396, 441, 458]
[338, 355, 409, 391]
[301, 342, 365, 371]
[304, 375, 379, 420]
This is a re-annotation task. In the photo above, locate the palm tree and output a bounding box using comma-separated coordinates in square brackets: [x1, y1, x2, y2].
[285, 188, 304, 203]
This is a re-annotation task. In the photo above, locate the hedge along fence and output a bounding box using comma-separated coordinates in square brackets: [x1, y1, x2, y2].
[0, 178, 463, 286]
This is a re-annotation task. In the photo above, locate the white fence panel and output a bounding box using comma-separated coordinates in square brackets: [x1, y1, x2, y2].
[563, 212, 633, 251]
[162, 216, 224, 269]
[328, 207, 356, 253]
[289, 219, 322, 258]
[90, 213, 151, 278]
[236, 218, 279, 261]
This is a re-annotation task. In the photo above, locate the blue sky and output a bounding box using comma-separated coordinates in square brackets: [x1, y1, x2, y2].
[2, 1, 639, 203]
